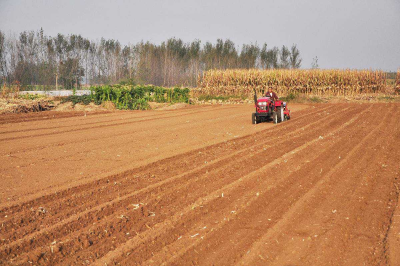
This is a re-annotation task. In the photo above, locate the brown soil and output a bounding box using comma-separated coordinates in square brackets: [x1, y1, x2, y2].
[0, 103, 399, 265]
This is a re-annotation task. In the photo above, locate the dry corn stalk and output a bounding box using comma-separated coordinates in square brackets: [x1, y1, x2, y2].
[196, 69, 388, 97]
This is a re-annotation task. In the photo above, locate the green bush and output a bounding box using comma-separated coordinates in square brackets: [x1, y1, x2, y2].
[61, 95, 94, 106]
[76, 84, 190, 110]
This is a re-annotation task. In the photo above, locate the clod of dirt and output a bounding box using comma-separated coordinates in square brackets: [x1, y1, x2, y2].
[50, 244, 61, 254]
[141, 206, 151, 217]
[36, 207, 47, 215]
[78, 236, 93, 248]
[141, 206, 149, 217]
[27, 250, 45, 263]
[131, 204, 140, 210]
[117, 214, 129, 220]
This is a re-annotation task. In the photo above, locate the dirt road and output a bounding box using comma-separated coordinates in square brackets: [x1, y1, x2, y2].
[0, 103, 399, 265]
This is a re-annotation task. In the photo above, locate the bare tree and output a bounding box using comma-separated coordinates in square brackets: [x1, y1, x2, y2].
[279, 45, 290, 69]
[0, 29, 303, 88]
[311, 56, 319, 69]
[290, 44, 302, 69]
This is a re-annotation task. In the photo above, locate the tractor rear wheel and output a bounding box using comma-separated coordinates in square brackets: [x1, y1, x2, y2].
[277, 107, 284, 123]
[273, 112, 278, 124]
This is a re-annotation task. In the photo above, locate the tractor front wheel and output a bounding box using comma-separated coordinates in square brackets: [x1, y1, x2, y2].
[252, 113, 258, 124]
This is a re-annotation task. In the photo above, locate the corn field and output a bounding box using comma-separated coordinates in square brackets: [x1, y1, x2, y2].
[196, 69, 389, 97]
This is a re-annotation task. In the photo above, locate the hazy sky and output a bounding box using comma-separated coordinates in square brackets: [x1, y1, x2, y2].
[0, 0, 399, 71]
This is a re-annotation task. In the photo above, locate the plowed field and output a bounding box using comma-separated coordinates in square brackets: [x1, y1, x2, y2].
[0, 103, 399, 265]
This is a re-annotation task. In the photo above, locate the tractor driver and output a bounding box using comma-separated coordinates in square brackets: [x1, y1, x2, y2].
[265, 88, 279, 101]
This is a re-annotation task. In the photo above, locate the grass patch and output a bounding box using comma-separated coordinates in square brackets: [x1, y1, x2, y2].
[197, 95, 246, 101]
[279, 93, 323, 103]
[198, 95, 231, 101]
[377, 96, 396, 102]
[280, 93, 298, 102]
[309, 96, 324, 103]
[18, 94, 46, 100]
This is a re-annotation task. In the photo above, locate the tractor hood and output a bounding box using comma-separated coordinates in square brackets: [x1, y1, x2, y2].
[255, 97, 272, 110]
[257, 97, 272, 103]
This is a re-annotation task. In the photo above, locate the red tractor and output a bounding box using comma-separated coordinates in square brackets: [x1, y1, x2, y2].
[252, 92, 290, 124]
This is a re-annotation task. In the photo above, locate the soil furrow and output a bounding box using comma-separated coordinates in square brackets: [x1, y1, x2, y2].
[233, 104, 395, 266]
[60, 105, 368, 264]
[0, 106, 222, 135]
[0, 106, 239, 142]
[1, 105, 352, 264]
[0, 104, 334, 217]
[0, 105, 348, 237]
[130, 104, 378, 266]
[1, 103, 398, 265]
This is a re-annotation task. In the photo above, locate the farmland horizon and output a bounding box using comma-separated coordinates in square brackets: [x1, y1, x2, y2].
[2, 29, 399, 74]
[1, 0, 399, 71]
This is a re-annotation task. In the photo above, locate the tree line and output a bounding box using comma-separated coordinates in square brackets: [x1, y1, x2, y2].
[0, 29, 302, 89]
